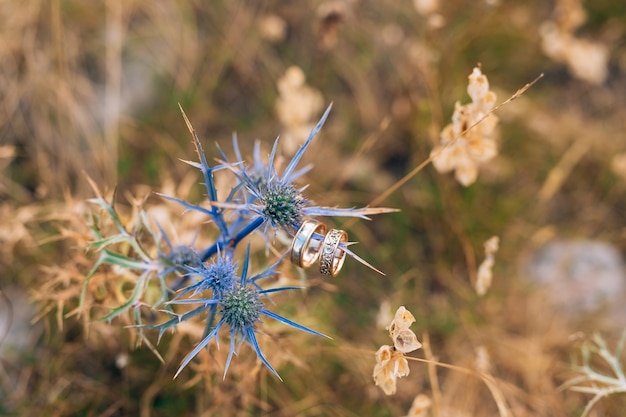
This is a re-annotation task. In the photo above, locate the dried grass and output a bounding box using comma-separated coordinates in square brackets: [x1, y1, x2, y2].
[2, 0, 626, 416]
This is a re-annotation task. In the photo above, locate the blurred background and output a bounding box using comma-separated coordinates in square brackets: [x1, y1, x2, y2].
[1, 0, 626, 416]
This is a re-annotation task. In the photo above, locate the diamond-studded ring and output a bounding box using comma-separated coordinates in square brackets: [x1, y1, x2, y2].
[290, 220, 327, 269]
[319, 228, 348, 277]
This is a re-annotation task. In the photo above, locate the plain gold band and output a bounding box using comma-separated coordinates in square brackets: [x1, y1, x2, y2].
[319, 228, 348, 276]
[290, 220, 327, 268]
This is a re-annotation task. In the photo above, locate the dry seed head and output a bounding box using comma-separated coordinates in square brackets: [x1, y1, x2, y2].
[375, 299, 393, 330]
[387, 306, 421, 352]
[413, 0, 439, 16]
[373, 345, 411, 395]
[554, 0, 587, 32]
[475, 236, 500, 296]
[484, 235, 500, 255]
[393, 329, 423, 353]
[393, 305, 416, 327]
[275, 66, 324, 154]
[467, 67, 491, 104]
[258, 14, 287, 43]
[539, 0, 609, 85]
[431, 67, 500, 186]
[388, 305, 416, 336]
[402, 394, 433, 417]
[611, 153, 626, 181]
[374, 306, 422, 395]
[376, 344, 394, 363]
[474, 345, 492, 373]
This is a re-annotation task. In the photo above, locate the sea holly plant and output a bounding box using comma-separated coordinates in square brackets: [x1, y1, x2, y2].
[75, 104, 396, 379]
[562, 333, 626, 417]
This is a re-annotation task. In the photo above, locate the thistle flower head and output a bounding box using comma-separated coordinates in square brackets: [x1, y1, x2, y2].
[259, 182, 307, 231]
[166, 245, 202, 270]
[220, 284, 263, 332]
[167, 248, 329, 380]
[190, 253, 238, 296]
[216, 105, 334, 237]
[211, 105, 397, 240]
[159, 104, 397, 271]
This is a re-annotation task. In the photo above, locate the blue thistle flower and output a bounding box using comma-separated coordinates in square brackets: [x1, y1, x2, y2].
[154, 224, 202, 296]
[159, 103, 397, 268]
[208, 105, 399, 271]
[216, 105, 396, 229]
[165, 245, 202, 270]
[176, 252, 238, 299]
[219, 284, 263, 331]
[166, 247, 329, 380]
[259, 182, 308, 230]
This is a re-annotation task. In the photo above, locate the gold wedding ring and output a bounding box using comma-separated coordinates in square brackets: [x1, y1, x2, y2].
[319, 229, 348, 277]
[290, 220, 327, 269]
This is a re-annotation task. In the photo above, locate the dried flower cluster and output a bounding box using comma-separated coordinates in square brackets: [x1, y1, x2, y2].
[475, 236, 499, 296]
[430, 67, 499, 186]
[611, 153, 626, 182]
[413, 0, 445, 29]
[275, 66, 324, 155]
[401, 394, 433, 417]
[373, 306, 422, 395]
[0, 146, 39, 266]
[257, 14, 287, 43]
[539, 0, 609, 85]
[413, 0, 438, 16]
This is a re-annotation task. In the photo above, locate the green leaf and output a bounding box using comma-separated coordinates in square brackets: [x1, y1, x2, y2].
[98, 272, 150, 322]
[100, 250, 151, 270]
[90, 234, 130, 251]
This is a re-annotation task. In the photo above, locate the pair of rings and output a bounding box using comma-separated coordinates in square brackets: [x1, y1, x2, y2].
[290, 219, 348, 277]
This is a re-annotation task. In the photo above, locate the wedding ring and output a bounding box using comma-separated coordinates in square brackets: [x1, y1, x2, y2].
[319, 229, 348, 277]
[290, 220, 327, 269]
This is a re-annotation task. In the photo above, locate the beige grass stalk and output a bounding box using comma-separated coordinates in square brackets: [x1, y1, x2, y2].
[412, 345, 514, 417]
[538, 137, 591, 202]
[331, 117, 392, 191]
[104, 0, 124, 188]
[422, 333, 443, 417]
